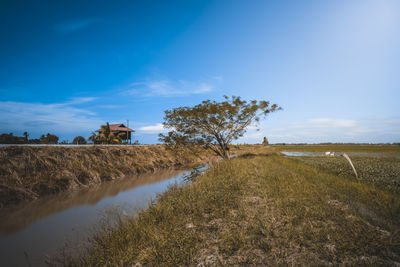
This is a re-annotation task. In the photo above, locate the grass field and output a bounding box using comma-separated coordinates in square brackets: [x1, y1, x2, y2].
[60, 147, 400, 266]
[293, 156, 400, 195]
[272, 144, 400, 153]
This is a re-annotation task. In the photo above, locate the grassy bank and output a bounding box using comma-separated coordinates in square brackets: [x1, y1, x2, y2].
[64, 149, 400, 266]
[272, 144, 400, 153]
[0, 145, 211, 207]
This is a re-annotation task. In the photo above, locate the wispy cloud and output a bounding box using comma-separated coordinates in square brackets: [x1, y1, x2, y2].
[122, 78, 216, 97]
[55, 18, 100, 33]
[97, 105, 124, 109]
[137, 123, 168, 134]
[237, 117, 400, 144]
[65, 97, 98, 105]
[307, 118, 356, 128]
[0, 98, 102, 137]
[136, 117, 399, 143]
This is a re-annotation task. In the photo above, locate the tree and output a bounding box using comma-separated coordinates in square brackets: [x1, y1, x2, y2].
[0, 133, 15, 144]
[72, 136, 87, 144]
[23, 132, 29, 143]
[89, 122, 122, 144]
[132, 140, 140, 145]
[159, 96, 281, 159]
[262, 137, 269, 146]
[88, 132, 100, 144]
[40, 133, 59, 144]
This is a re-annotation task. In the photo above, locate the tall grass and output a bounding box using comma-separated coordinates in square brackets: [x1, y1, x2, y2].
[63, 149, 400, 266]
[295, 156, 400, 195]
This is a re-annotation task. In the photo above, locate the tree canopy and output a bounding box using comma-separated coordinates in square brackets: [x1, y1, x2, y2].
[40, 133, 59, 144]
[73, 136, 87, 144]
[0, 133, 25, 144]
[159, 96, 281, 159]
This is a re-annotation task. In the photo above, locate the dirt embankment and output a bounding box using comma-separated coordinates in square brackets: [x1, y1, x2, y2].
[0, 145, 211, 207]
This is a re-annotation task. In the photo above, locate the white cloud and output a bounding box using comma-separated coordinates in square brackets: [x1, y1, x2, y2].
[122, 78, 215, 97]
[308, 118, 356, 128]
[97, 104, 124, 109]
[0, 98, 102, 137]
[66, 97, 98, 105]
[237, 117, 400, 144]
[137, 123, 168, 134]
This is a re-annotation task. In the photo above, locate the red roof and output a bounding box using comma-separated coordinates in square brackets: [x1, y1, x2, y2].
[96, 124, 135, 132]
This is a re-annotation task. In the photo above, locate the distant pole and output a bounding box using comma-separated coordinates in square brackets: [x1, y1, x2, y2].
[127, 119, 129, 144]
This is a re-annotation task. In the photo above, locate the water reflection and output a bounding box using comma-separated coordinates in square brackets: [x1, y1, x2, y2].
[0, 168, 189, 266]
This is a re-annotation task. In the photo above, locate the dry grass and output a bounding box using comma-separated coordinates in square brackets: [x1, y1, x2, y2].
[0, 145, 211, 207]
[294, 156, 400, 195]
[273, 144, 400, 153]
[62, 148, 400, 266]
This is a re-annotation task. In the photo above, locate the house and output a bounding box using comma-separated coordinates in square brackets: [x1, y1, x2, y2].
[96, 123, 135, 143]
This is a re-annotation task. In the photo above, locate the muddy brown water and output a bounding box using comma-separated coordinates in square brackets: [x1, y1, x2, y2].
[0, 168, 191, 266]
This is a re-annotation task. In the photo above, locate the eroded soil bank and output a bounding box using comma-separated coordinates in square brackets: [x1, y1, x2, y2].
[0, 145, 211, 207]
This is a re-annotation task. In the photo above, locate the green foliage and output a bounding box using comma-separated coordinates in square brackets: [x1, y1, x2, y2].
[160, 96, 281, 159]
[23, 131, 29, 142]
[0, 131, 61, 144]
[40, 133, 59, 144]
[88, 132, 99, 144]
[72, 136, 87, 144]
[89, 122, 122, 144]
[132, 140, 140, 145]
[0, 133, 25, 144]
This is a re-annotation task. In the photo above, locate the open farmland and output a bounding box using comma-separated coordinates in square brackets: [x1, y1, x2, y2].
[273, 144, 400, 154]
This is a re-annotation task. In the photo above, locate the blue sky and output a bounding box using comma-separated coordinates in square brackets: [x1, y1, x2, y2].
[0, 0, 399, 143]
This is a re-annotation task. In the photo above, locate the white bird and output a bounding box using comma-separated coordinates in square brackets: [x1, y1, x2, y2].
[325, 151, 335, 156]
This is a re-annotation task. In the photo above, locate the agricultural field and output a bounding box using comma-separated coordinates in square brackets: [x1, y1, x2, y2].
[60, 147, 400, 266]
[272, 144, 400, 153]
[293, 156, 400, 195]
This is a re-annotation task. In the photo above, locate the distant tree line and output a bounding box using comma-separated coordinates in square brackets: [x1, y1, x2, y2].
[0, 130, 142, 145]
[0, 132, 60, 144]
[0, 132, 90, 145]
[88, 122, 134, 145]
